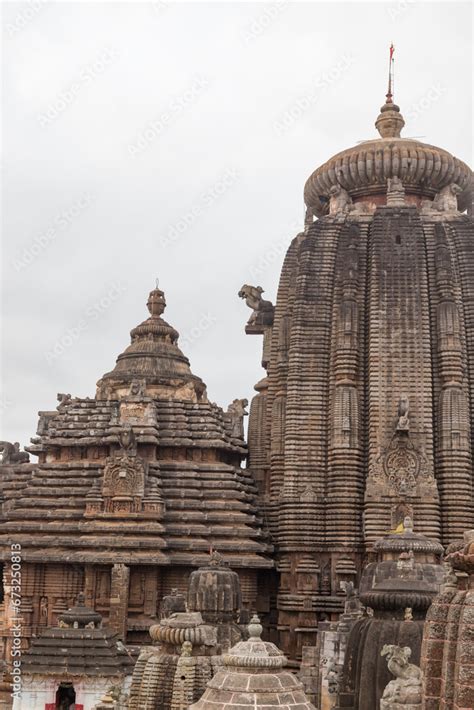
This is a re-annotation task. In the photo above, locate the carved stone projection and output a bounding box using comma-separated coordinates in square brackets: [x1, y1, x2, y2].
[0, 287, 272, 661]
[225, 398, 249, 440]
[380, 645, 423, 710]
[241, 90, 473, 661]
[386, 176, 406, 207]
[0, 441, 29, 464]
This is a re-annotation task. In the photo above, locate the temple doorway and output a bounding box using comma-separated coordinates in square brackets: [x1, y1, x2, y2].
[55, 682, 76, 709]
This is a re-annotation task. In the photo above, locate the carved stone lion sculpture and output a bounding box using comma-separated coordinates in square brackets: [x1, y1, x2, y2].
[329, 184, 353, 215]
[0, 442, 30, 465]
[226, 398, 249, 439]
[56, 392, 72, 409]
[380, 645, 423, 709]
[238, 285, 274, 326]
[422, 182, 462, 214]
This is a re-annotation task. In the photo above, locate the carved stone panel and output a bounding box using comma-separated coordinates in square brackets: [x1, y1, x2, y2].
[102, 453, 147, 514]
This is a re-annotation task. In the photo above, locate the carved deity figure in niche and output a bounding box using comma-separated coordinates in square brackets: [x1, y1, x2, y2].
[380, 645, 423, 709]
[329, 184, 352, 215]
[39, 596, 48, 624]
[238, 285, 274, 327]
[102, 452, 147, 513]
[396, 395, 410, 432]
[226, 398, 249, 439]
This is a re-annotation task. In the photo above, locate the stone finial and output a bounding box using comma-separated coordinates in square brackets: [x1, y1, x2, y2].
[57, 392, 72, 409]
[248, 614, 263, 639]
[375, 100, 405, 138]
[209, 549, 228, 567]
[147, 287, 166, 317]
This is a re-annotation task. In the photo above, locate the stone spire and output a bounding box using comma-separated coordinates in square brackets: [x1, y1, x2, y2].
[96, 286, 206, 401]
[189, 615, 316, 710]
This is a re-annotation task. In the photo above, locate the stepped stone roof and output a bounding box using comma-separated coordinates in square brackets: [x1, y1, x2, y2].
[0, 289, 272, 569]
[20, 594, 133, 678]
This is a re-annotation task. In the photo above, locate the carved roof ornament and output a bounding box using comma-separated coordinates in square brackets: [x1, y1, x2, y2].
[58, 592, 103, 629]
[396, 395, 410, 433]
[96, 286, 206, 402]
[238, 284, 274, 330]
[387, 176, 406, 206]
[225, 398, 248, 440]
[0, 441, 29, 465]
[304, 46, 472, 216]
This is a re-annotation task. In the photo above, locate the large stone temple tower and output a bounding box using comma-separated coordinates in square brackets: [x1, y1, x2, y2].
[244, 91, 474, 659]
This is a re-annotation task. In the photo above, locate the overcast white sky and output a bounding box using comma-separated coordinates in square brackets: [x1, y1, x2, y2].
[1, 0, 473, 448]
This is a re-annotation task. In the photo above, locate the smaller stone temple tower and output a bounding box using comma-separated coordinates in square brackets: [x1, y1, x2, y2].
[335, 519, 443, 710]
[13, 593, 133, 710]
[189, 614, 315, 710]
[127, 552, 243, 710]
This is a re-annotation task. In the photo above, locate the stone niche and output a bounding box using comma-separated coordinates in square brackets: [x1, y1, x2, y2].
[85, 451, 164, 519]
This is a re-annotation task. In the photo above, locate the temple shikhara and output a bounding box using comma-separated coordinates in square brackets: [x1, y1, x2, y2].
[1, 60, 474, 710]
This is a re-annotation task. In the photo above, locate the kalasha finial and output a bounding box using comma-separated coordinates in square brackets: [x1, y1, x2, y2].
[147, 287, 166, 317]
[248, 614, 263, 639]
[375, 45, 405, 138]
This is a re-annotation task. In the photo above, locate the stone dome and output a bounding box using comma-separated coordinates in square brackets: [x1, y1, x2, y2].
[96, 287, 206, 401]
[304, 99, 473, 216]
[189, 615, 315, 710]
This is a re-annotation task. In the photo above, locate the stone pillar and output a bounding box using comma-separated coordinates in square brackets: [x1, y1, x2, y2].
[108, 564, 130, 641]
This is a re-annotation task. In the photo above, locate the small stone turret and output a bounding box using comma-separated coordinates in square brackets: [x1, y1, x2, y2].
[189, 615, 315, 710]
[127, 555, 244, 710]
[335, 520, 443, 710]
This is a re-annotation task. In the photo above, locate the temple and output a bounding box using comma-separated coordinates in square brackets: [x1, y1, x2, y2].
[243, 90, 474, 660]
[0, 287, 272, 668]
[1, 68, 474, 710]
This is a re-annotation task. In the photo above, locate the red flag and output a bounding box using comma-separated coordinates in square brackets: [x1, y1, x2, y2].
[390, 43, 395, 60]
